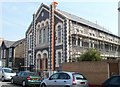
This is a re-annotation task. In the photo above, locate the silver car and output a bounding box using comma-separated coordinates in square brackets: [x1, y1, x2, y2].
[40, 71, 89, 87]
[0, 67, 16, 81]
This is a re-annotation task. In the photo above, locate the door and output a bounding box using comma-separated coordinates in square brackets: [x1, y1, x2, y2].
[19, 72, 25, 84]
[47, 73, 59, 87]
[14, 72, 22, 84]
[57, 73, 71, 87]
[109, 62, 119, 77]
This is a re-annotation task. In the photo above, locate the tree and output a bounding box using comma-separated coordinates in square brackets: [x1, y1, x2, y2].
[77, 48, 102, 61]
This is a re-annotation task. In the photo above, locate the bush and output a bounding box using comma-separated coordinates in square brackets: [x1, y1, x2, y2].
[77, 48, 102, 61]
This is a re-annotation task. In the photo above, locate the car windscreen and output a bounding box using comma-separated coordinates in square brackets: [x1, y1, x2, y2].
[73, 73, 86, 80]
[3, 69, 14, 73]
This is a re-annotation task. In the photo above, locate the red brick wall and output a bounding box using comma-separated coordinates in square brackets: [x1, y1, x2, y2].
[62, 61, 109, 85]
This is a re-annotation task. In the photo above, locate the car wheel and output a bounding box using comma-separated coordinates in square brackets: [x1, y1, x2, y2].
[2, 76, 5, 82]
[22, 81, 26, 87]
[11, 78, 14, 84]
[41, 83, 46, 87]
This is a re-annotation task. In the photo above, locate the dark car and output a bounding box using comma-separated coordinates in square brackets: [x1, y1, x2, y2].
[102, 75, 120, 87]
[11, 71, 42, 87]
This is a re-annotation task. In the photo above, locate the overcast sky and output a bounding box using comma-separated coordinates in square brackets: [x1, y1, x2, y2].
[0, 0, 119, 41]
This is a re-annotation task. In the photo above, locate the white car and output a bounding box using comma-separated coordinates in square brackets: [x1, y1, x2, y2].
[0, 67, 16, 81]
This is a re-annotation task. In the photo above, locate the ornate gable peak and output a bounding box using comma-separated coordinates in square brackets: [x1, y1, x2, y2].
[35, 3, 49, 17]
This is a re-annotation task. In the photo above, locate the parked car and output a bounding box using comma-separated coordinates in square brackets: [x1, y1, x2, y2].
[102, 75, 120, 87]
[40, 71, 89, 87]
[11, 71, 42, 87]
[0, 67, 16, 81]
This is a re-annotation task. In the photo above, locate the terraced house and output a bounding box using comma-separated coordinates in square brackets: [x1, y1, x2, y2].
[25, 3, 120, 73]
[0, 39, 25, 68]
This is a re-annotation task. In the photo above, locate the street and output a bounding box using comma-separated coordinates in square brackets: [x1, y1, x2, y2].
[0, 79, 21, 87]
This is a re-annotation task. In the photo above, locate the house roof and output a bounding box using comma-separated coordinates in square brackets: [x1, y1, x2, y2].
[11, 38, 25, 47]
[4, 40, 15, 48]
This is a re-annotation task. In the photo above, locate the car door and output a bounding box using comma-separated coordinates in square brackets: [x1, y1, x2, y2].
[57, 73, 71, 87]
[46, 73, 59, 87]
[14, 71, 22, 84]
[19, 72, 25, 84]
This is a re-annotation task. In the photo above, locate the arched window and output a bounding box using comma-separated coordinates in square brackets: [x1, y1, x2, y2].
[37, 54, 41, 70]
[43, 28, 46, 43]
[46, 21, 49, 42]
[47, 27, 49, 42]
[39, 30, 42, 44]
[29, 34, 32, 49]
[58, 52, 61, 66]
[36, 22, 40, 29]
[41, 23, 44, 27]
[58, 25, 62, 43]
[43, 53, 48, 70]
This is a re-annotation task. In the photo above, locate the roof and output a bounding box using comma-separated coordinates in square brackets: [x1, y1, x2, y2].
[11, 38, 25, 47]
[26, 3, 119, 38]
[2, 67, 12, 70]
[4, 40, 15, 48]
[58, 10, 116, 35]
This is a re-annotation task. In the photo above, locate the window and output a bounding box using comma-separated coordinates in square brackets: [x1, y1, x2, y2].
[41, 12, 44, 17]
[80, 30, 83, 33]
[39, 30, 42, 44]
[76, 28, 79, 32]
[29, 35, 32, 49]
[41, 23, 44, 27]
[43, 28, 46, 43]
[38, 24, 40, 28]
[9, 48, 12, 57]
[4, 50, 6, 58]
[45, 21, 49, 43]
[28, 54, 32, 65]
[78, 38, 83, 47]
[89, 33, 92, 36]
[73, 73, 86, 80]
[89, 40, 92, 48]
[47, 27, 49, 42]
[72, 37, 77, 46]
[3, 69, 13, 73]
[58, 25, 62, 43]
[1, 50, 3, 58]
[59, 73, 70, 79]
[58, 52, 61, 66]
[17, 72, 22, 76]
[50, 73, 59, 80]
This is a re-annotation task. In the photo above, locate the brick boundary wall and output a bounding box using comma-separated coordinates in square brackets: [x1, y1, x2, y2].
[62, 61, 120, 85]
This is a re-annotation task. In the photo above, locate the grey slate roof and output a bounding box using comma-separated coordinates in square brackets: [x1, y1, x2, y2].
[58, 10, 112, 34]
[27, 3, 119, 38]
[4, 40, 15, 48]
[11, 38, 25, 47]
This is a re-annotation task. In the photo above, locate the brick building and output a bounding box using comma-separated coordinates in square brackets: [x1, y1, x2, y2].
[25, 3, 120, 72]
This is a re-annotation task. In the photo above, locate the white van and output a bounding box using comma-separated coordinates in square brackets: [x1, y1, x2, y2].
[0, 67, 16, 81]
